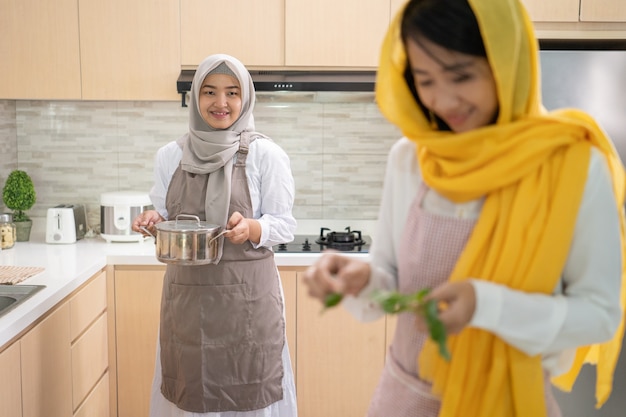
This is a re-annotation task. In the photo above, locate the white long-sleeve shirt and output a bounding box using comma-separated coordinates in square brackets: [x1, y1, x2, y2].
[344, 137, 623, 376]
[149, 138, 297, 249]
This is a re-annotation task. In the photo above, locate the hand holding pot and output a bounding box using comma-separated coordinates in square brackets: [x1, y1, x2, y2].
[225, 211, 261, 245]
[132, 210, 164, 236]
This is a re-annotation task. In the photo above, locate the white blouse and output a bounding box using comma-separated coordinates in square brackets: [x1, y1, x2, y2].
[149, 138, 297, 249]
[344, 137, 623, 376]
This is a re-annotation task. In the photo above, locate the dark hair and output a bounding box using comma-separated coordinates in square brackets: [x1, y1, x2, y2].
[400, 0, 488, 130]
[401, 0, 486, 58]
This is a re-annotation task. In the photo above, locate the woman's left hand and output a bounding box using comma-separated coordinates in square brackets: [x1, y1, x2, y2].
[224, 211, 261, 244]
[415, 281, 476, 335]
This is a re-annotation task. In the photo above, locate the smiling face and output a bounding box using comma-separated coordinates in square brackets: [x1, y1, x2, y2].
[406, 37, 499, 133]
[197, 73, 243, 129]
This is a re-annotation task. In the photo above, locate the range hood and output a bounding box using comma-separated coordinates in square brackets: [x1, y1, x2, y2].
[176, 69, 376, 107]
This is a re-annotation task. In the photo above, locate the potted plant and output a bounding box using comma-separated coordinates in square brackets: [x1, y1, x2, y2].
[2, 170, 36, 241]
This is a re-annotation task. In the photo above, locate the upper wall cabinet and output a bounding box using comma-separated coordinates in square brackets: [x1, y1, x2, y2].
[181, 0, 285, 67]
[521, 0, 579, 22]
[390, 0, 407, 20]
[78, 0, 180, 100]
[285, 0, 392, 67]
[0, 0, 81, 99]
[522, 0, 626, 22]
[580, 0, 626, 22]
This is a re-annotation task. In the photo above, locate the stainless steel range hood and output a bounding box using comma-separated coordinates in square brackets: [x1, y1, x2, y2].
[176, 69, 376, 107]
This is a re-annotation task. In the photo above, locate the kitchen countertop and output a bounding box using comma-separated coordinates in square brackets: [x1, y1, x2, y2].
[0, 228, 369, 348]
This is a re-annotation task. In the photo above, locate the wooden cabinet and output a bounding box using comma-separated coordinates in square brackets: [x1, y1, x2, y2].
[78, 0, 180, 100]
[21, 302, 73, 417]
[69, 270, 109, 415]
[111, 264, 388, 417]
[580, 0, 626, 22]
[0, 342, 23, 417]
[114, 266, 164, 417]
[285, 0, 392, 67]
[74, 373, 110, 417]
[522, 0, 626, 22]
[292, 268, 387, 417]
[0, 269, 109, 417]
[390, 0, 407, 18]
[521, 0, 580, 22]
[180, 0, 285, 67]
[0, 0, 81, 99]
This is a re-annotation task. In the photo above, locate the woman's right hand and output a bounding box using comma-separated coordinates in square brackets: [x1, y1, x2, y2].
[301, 251, 371, 304]
[131, 210, 164, 236]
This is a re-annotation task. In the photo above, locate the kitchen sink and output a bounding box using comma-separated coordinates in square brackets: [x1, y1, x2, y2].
[0, 285, 46, 318]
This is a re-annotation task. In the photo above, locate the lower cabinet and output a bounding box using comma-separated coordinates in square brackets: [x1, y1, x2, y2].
[0, 341, 23, 417]
[113, 266, 164, 417]
[111, 265, 393, 417]
[291, 268, 388, 417]
[0, 269, 108, 417]
[21, 302, 73, 417]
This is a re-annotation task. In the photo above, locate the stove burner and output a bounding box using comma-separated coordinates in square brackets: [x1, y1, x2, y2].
[315, 227, 366, 250]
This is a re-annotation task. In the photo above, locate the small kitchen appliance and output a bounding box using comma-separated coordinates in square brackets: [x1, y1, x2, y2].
[273, 227, 371, 254]
[45, 204, 88, 244]
[100, 191, 152, 243]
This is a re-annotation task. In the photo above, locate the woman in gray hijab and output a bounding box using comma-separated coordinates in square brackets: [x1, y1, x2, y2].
[132, 54, 297, 417]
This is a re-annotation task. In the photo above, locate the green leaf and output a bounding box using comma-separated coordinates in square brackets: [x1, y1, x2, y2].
[320, 292, 343, 314]
[371, 289, 451, 361]
[2, 170, 36, 222]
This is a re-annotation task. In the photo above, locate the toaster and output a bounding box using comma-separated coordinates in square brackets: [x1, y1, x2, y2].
[46, 204, 88, 244]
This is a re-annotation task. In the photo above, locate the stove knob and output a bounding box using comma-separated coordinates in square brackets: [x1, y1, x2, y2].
[278, 243, 287, 251]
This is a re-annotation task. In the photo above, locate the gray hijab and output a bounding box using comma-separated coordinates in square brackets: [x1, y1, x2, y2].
[176, 54, 263, 231]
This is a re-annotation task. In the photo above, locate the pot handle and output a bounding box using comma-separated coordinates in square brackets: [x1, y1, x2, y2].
[175, 214, 201, 224]
[208, 229, 229, 245]
[139, 226, 156, 239]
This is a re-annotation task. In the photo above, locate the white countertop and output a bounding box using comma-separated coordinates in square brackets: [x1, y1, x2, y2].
[0, 225, 369, 347]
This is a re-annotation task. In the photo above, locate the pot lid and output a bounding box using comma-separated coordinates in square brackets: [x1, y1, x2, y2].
[155, 217, 220, 232]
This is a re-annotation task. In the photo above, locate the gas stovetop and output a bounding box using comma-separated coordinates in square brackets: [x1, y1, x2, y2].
[273, 227, 371, 254]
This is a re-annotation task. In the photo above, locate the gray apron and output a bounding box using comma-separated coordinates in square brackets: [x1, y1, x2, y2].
[159, 135, 285, 413]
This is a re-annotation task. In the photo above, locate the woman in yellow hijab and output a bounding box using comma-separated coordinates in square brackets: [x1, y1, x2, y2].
[302, 0, 626, 416]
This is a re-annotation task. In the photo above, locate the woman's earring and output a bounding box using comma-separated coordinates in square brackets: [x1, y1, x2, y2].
[428, 110, 438, 130]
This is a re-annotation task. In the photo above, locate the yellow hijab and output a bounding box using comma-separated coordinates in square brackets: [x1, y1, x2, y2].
[375, 0, 626, 415]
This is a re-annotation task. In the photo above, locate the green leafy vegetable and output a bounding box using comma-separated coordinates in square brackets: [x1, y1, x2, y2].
[321, 292, 343, 312]
[372, 289, 451, 361]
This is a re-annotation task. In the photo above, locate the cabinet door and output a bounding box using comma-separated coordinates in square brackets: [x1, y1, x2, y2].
[78, 0, 180, 100]
[181, 0, 285, 67]
[115, 266, 165, 417]
[285, 0, 391, 67]
[390, 0, 406, 20]
[295, 271, 386, 417]
[581, 0, 626, 22]
[72, 313, 109, 411]
[21, 303, 72, 417]
[74, 372, 110, 417]
[0, 342, 22, 417]
[70, 270, 107, 342]
[0, 0, 81, 99]
[521, 0, 580, 22]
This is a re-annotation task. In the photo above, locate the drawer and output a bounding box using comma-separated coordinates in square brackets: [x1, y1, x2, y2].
[74, 372, 110, 417]
[71, 312, 108, 410]
[70, 270, 107, 342]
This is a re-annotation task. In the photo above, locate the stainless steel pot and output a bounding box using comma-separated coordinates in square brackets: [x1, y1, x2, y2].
[144, 214, 224, 265]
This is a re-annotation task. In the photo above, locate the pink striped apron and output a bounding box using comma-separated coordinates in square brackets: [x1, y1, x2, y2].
[366, 183, 562, 417]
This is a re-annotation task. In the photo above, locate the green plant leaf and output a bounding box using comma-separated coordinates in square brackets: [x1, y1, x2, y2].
[320, 292, 344, 314]
[372, 289, 451, 361]
[2, 170, 36, 222]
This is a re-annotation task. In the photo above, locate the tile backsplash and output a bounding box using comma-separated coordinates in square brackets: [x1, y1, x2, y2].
[0, 93, 400, 232]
